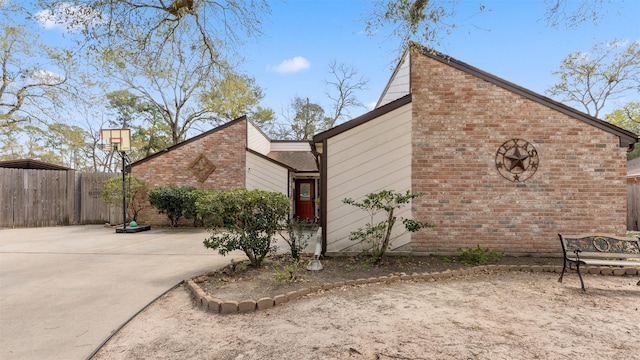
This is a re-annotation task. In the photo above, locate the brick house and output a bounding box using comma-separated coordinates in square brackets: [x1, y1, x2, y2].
[130, 116, 318, 225]
[313, 46, 638, 255]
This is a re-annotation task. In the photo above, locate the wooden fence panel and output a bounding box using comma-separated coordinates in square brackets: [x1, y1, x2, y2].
[0, 169, 123, 228]
[627, 184, 640, 231]
[79, 172, 122, 225]
[0, 168, 14, 226]
[0, 169, 76, 227]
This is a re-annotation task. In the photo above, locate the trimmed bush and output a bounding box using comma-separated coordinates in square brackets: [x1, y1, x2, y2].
[148, 186, 195, 226]
[199, 189, 289, 267]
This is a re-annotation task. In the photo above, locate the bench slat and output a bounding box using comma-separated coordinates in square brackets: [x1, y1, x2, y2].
[565, 258, 640, 267]
[565, 252, 640, 260]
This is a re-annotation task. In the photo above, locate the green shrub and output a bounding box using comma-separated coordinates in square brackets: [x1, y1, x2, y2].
[457, 245, 504, 265]
[343, 190, 434, 263]
[148, 186, 195, 226]
[183, 189, 208, 226]
[199, 189, 289, 267]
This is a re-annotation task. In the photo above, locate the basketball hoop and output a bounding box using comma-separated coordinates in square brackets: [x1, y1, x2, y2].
[100, 128, 131, 152]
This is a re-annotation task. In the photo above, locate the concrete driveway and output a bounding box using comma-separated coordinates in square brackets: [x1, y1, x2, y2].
[0, 225, 252, 360]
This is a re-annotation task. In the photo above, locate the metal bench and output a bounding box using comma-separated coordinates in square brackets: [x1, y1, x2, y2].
[558, 233, 640, 291]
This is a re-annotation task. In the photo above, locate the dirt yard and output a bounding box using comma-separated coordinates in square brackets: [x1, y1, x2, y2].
[93, 257, 640, 360]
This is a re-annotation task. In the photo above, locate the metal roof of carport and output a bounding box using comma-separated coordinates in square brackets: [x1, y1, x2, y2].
[0, 158, 73, 170]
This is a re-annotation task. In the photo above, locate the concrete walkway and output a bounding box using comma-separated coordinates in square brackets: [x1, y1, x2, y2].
[0, 225, 253, 360]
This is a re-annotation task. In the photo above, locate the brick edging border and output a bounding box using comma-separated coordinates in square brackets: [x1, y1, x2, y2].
[186, 264, 640, 315]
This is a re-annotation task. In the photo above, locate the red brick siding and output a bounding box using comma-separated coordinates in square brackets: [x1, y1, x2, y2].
[410, 54, 628, 254]
[131, 120, 247, 225]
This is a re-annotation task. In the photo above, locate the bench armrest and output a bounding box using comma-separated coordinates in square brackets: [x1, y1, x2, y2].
[573, 249, 582, 261]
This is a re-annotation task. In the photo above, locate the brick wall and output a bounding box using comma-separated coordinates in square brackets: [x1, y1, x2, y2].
[409, 53, 628, 255]
[131, 119, 247, 225]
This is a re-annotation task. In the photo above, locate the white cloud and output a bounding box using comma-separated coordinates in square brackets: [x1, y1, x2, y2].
[267, 56, 310, 74]
[34, 2, 106, 32]
[365, 101, 377, 111]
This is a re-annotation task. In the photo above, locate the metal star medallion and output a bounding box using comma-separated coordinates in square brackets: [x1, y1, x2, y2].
[495, 139, 539, 182]
[505, 146, 529, 171]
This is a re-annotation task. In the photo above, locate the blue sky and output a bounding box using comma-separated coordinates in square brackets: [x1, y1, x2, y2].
[19, 0, 640, 127]
[240, 0, 640, 122]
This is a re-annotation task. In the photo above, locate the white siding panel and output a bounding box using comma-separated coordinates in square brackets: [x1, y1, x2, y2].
[247, 121, 271, 155]
[325, 103, 413, 253]
[376, 52, 410, 108]
[270, 142, 311, 152]
[246, 152, 288, 194]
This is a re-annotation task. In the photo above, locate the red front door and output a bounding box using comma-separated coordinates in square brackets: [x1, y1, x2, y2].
[295, 179, 315, 221]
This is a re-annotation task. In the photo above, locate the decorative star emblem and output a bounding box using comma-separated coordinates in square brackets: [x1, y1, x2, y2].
[495, 139, 539, 182]
[505, 146, 529, 171]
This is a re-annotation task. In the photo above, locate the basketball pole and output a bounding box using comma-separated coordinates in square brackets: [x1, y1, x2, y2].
[121, 148, 126, 231]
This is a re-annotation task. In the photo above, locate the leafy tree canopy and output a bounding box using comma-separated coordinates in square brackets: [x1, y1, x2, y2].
[547, 40, 640, 118]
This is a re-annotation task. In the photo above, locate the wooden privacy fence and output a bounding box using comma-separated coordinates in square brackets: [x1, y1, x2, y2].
[628, 182, 640, 231]
[78, 172, 123, 225]
[0, 169, 123, 228]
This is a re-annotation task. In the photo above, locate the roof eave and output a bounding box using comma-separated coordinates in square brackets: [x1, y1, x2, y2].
[415, 45, 638, 149]
[313, 94, 412, 143]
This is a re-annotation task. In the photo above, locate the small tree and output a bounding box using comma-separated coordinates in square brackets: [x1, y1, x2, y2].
[102, 175, 147, 222]
[199, 189, 289, 267]
[278, 219, 313, 260]
[343, 190, 434, 263]
[148, 186, 195, 227]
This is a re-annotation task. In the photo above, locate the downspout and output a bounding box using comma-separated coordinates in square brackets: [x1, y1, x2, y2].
[310, 140, 328, 255]
[320, 139, 328, 255]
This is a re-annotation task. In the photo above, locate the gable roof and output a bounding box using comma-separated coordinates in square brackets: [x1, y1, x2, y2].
[129, 115, 318, 173]
[318, 46, 640, 147]
[130, 116, 247, 168]
[412, 45, 638, 149]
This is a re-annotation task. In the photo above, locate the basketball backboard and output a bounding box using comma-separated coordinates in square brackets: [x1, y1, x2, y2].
[100, 128, 131, 151]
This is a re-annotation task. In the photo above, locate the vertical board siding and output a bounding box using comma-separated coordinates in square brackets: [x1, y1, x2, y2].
[247, 121, 271, 155]
[0, 169, 121, 228]
[246, 152, 289, 195]
[325, 104, 413, 252]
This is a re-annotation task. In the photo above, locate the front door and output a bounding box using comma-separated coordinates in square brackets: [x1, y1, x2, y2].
[295, 179, 315, 221]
